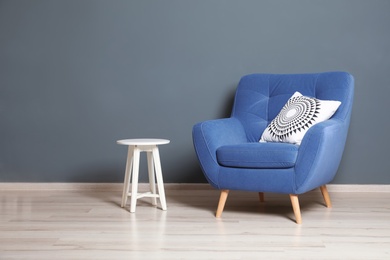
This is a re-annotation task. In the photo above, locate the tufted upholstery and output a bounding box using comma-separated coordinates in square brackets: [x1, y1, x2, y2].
[192, 72, 354, 223]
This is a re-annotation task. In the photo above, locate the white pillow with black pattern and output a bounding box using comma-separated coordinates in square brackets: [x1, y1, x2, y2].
[259, 92, 341, 145]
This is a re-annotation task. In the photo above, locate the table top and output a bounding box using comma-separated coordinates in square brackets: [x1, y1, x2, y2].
[117, 138, 170, 146]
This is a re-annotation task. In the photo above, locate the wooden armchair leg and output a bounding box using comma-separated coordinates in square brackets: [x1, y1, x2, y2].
[320, 185, 332, 208]
[259, 192, 265, 202]
[216, 190, 229, 218]
[289, 194, 302, 224]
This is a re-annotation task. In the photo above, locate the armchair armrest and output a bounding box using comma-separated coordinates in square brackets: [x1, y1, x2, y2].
[294, 118, 349, 193]
[192, 117, 247, 188]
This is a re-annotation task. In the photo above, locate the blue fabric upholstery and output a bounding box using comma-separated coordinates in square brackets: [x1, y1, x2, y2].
[192, 72, 354, 195]
[217, 143, 298, 169]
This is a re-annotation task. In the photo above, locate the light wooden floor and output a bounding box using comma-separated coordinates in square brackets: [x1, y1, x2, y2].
[1, 187, 390, 259]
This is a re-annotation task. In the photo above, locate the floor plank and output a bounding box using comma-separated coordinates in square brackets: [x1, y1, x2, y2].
[1, 189, 389, 259]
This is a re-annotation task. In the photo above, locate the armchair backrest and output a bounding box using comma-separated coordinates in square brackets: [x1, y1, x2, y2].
[231, 72, 354, 142]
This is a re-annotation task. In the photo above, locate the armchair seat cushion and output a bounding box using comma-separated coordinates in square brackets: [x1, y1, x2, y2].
[216, 142, 298, 169]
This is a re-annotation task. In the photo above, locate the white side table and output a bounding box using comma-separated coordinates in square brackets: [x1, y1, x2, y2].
[117, 138, 170, 213]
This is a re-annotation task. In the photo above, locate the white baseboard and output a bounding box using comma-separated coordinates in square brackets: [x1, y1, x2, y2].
[1, 183, 390, 192]
[325, 184, 390, 192]
[0, 183, 213, 191]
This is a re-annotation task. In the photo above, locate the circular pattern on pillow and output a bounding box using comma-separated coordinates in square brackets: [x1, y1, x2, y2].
[260, 92, 341, 145]
[268, 94, 319, 140]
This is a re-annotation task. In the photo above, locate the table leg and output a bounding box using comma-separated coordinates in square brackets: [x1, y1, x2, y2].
[152, 146, 167, 210]
[130, 147, 140, 213]
[147, 151, 157, 206]
[121, 146, 134, 208]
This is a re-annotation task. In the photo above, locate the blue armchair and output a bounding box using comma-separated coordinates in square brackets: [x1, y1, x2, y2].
[192, 72, 354, 224]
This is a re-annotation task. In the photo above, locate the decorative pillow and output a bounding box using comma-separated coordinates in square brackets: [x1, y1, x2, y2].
[259, 92, 341, 145]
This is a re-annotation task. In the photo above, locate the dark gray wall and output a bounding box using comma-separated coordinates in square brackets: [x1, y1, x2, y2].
[1, 0, 389, 184]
